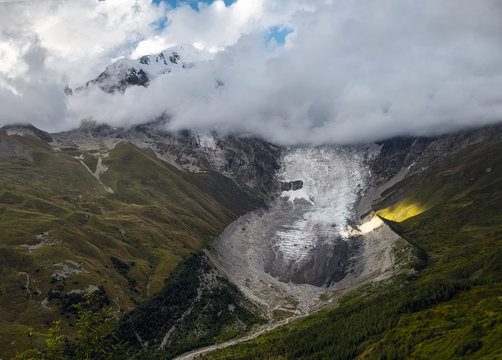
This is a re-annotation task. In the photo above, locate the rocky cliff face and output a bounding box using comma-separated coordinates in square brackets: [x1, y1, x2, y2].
[370, 123, 502, 186]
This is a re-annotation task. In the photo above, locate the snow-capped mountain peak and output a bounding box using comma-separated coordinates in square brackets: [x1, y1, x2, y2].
[76, 43, 205, 94]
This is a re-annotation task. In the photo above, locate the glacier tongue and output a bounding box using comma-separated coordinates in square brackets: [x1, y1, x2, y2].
[275, 146, 371, 264]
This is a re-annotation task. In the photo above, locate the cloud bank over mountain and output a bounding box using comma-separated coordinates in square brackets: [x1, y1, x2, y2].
[1, 0, 502, 144]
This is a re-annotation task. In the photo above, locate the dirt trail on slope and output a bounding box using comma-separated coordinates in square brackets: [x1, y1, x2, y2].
[173, 314, 307, 360]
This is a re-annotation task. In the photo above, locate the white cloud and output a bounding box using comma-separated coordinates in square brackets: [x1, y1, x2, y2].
[132, 0, 263, 55]
[0, 0, 165, 86]
[131, 0, 315, 56]
[131, 35, 171, 59]
[1, 0, 502, 143]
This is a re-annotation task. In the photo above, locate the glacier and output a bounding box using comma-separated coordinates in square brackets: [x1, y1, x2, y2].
[275, 146, 373, 263]
[207, 144, 400, 316]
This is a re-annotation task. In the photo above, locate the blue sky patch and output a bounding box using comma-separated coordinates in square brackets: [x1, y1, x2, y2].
[266, 26, 293, 46]
[152, 0, 237, 11]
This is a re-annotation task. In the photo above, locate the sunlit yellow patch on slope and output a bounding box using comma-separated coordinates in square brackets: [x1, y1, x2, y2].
[377, 200, 426, 222]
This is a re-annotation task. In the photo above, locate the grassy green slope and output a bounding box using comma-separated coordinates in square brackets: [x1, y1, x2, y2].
[0, 131, 262, 356]
[202, 140, 502, 359]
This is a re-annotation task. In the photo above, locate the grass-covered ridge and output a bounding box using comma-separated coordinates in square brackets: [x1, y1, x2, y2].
[0, 131, 263, 356]
[202, 138, 502, 359]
